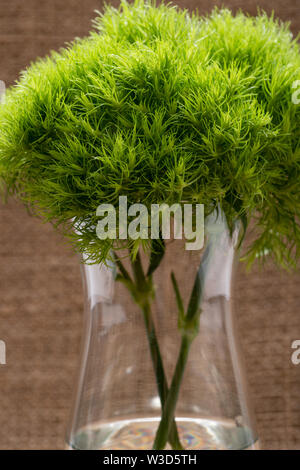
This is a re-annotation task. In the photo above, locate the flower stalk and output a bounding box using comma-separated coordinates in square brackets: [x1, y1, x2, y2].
[115, 235, 207, 450]
[114, 248, 184, 450]
[152, 270, 203, 450]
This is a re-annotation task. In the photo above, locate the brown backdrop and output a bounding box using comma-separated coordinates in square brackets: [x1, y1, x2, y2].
[0, 0, 299, 450]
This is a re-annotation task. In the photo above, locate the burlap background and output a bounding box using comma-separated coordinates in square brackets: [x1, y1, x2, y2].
[0, 0, 299, 450]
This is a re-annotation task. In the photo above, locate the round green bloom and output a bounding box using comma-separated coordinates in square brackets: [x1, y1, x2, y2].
[0, 1, 300, 266]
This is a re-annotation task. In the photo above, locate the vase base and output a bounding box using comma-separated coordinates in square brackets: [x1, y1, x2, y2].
[69, 417, 259, 450]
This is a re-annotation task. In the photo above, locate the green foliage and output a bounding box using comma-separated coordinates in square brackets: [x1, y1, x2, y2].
[0, 0, 300, 267]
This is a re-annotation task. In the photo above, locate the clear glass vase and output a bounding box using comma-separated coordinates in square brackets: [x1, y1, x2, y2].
[67, 212, 259, 450]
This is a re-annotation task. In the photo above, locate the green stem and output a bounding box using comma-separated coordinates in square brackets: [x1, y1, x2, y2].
[152, 335, 191, 450]
[115, 251, 183, 450]
[152, 261, 206, 450]
[141, 301, 183, 450]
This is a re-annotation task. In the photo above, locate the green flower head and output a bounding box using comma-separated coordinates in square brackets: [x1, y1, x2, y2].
[0, 1, 300, 266]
